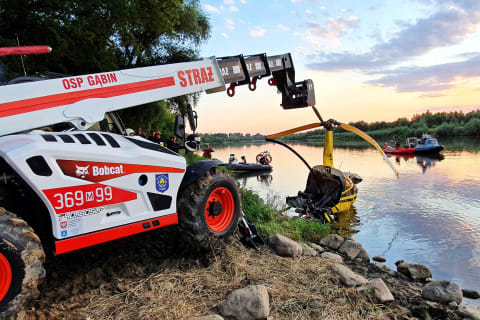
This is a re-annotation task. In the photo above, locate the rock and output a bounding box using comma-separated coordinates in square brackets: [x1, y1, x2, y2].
[331, 263, 368, 287]
[269, 234, 302, 257]
[307, 299, 322, 309]
[397, 263, 432, 280]
[422, 280, 462, 305]
[319, 234, 344, 250]
[301, 243, 318, 257]
[372, 256, 386, 262]
[219, 285, 269, 320]
[321, 252, 343, 264]
[188, 316, 224, 320]
[447, 301, 458, 309]
[334, 297, 347, 304]
[356, 248, 370, 262]
[462, 289, 480, 299]
[395, 259, 404, 266]
[425, 277, 433, 282]
[338, 239, 362, 260]
[361, 278, 394, 303]
[458, 304, 480, 320]
[309, 242, 325, 253]
[372, 262, 395, 276]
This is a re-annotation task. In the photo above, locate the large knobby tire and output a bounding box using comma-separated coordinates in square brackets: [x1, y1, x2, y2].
[0, 208, 46, 317]
[178, 167, 241, 242]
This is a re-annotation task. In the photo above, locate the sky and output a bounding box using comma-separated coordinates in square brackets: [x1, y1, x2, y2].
[195, 0, 480, 134]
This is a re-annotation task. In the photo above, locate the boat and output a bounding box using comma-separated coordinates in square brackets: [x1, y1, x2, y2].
[224, 162, 272, 172]
[407, 134, 444, 154]
[383, 140, 415, 154]
[223, 153, 272, 172]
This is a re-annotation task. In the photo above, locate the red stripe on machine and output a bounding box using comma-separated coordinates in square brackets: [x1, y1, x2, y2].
[57, 160, 184, 182]
[0, 76, 175, 118]
[43, 183, 137, 214]
[55, 214, 178, 255]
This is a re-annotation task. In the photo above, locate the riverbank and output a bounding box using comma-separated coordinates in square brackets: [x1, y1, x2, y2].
[16, 188, 479, 319]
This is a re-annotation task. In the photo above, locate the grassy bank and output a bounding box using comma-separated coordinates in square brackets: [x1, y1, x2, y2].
[240, 188, 330, 243]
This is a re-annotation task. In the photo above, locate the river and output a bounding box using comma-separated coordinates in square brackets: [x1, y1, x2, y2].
[212, 137, 480, 303]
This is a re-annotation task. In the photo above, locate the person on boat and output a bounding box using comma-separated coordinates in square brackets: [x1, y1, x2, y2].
[241, 155, 247, 164]
[395, 141, 401, 149]
[202, 144, 215, 158]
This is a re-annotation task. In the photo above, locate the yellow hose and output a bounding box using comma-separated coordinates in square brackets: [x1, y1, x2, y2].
[339, 123, 399, 178]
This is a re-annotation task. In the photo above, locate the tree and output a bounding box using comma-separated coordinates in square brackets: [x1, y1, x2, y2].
[0, 0, 210, 76]
[0, 0, 211, 132]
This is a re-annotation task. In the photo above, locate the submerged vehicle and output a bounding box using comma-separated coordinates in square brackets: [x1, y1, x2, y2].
[407, 134, 444, 154]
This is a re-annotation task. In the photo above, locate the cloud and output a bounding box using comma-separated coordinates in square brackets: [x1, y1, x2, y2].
[307, 6, 480, 71]
[302, 16, 359, 48]
[240, 0, 247, 3]
[419, 93, 446, 98]
[367, 54, 480, 92]
[224, 0, 234, 4]
[203, 4, 220, 13]
[249, 26, 266, 38]
[221, 32, 229, 38]
[225, 18, 235, 31]
[229, 5, 239, 12]
[277, 24, 291, 31]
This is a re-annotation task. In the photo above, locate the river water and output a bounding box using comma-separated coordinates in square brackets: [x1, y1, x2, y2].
[212, 138, 480, 302]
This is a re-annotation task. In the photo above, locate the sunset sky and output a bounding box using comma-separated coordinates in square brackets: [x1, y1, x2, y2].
[195, 0, 480, 134]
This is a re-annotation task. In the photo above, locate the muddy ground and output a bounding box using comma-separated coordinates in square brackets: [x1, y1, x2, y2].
[16, 227, 460, 320]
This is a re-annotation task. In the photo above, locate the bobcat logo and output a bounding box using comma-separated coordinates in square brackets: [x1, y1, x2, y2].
[75, 165, 90, 178]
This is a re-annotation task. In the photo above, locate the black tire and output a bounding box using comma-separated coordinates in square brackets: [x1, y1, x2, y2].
[0, 208, 46, 317]
[178, 167, 241, 241]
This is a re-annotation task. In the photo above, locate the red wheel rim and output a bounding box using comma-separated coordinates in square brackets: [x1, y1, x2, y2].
[0, 252, 12, 302]
[205, 187, 235, 233]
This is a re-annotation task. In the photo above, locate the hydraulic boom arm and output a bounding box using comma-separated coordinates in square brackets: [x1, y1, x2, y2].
[0, 52, 315, 136]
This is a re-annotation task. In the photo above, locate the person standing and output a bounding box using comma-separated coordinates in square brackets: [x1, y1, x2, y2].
[202, 144, 214, 158]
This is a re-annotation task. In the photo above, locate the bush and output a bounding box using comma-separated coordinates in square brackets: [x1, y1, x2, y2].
[241, 188, 330, 242]
[464, 118, 480, 136]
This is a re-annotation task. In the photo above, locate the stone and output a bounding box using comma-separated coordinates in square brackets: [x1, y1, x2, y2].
[362, 278, 394, 303]
[309, 242, 325, 253]
[301, 243, 318, 257]
[425, 278, 433, 283]
[219, 285, 269, 320]
[334, 297, 347, 304]
[188, 316, 224, 320]
[321, 252, 343, 264]
[269, 234, 302, 258]
[447, 301, 458, 309]
[308, 299, 322, 309]
[319, 234, 344, 250]
[458, 304, 480, 320]
[462, 289, 480, 299]
[338, 239, 362, 260]
[397, 263, 432, 280]
[372, 256, 386, 263]
[422, 280, 462, 305]
[356, 248, 370, 262]
[395, 259, 404, 266]
[331, 263, 368, 287]
[372, 262, 395, 276]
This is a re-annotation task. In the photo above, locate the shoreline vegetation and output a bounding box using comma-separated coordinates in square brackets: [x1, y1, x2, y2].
[199, 109, 480, 145]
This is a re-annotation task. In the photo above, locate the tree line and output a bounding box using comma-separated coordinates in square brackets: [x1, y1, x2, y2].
[199, 109, 480, 145]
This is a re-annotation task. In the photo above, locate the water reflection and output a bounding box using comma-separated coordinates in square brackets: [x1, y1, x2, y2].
[388, 154, 445, 174]
[212, 140, 480, 303]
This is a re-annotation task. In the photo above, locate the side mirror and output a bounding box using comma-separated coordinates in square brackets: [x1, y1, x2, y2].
[174, 115, 185, 139]
[186, 104, 197, 132]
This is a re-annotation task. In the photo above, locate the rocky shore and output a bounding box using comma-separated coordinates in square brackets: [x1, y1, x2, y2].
[15, 227, 480, 319]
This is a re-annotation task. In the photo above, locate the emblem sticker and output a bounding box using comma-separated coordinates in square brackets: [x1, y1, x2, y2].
[156, 174, 169, 193]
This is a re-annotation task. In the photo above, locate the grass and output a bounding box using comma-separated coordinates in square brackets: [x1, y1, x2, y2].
[240, 188, 330, 243]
